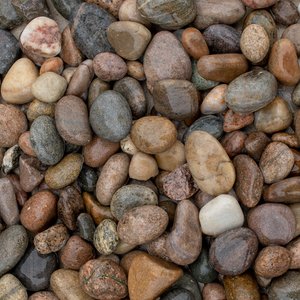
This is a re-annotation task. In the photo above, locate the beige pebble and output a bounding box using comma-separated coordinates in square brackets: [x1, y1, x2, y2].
[201, 84, 227, 114]
[120, 135, 139, 155]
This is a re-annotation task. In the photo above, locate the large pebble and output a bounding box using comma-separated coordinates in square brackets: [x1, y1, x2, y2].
[143, 31, 191, 92]
[259, 142, 294, 184]
[247, 203, 296, 245]
[55, 95, 92, 145]
[209, 227, 258, 276]
[153, 79, 199, 120]
[118, 205, 168, 245]
[71, 3, 115, 59]
[233, 154, 263, 208]
[194, 0, 246, 30]
[225, 69, 277, 113]
[90, 90, 132, 142]
[79, 259, 128, 300]
[0, 274, 27, 300]
[30, 116, 64, 165]
[20, 17, 61, 58]
[186, 131, 235, 196]
[166, 200, 202, 265]
[199, 194, 244, 236]
[268, 39, 300, 86]
[111, 184, 158, 220]
[107, 21, 151, 60]
[96, 153, 129, 206]
[1, 58, 38, 104]
[0, 225, 28, 276]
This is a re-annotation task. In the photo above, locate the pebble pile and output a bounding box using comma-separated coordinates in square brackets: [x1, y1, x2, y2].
[0, 0, 300, 299]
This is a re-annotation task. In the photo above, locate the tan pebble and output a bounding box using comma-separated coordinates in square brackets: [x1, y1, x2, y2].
[0, 274, 27, 300]
[120, 250, 144, 274]
[26, 99, 55, 122]
[201, 84, 227, 114]
[127, 61, 145, 81]
[287, 237, 300, 269]
[62, 67, 77, 83]
[120, 135, 139, 156]
[272, 133, 299, 148]
[40, 57, 64, 75]
[114, 240, 137, 255]
[29, 291, 59, 300]
[202, 283, 226, 300]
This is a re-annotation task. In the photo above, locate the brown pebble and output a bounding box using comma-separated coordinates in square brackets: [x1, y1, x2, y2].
[272, 132, 299, 148]
[120, 250, 145, 274]
[127, 61, 145, 81]
[287, 237, 300, 269]
[282, 24, 300, 55]
[221, 131, 246, 158]
[7, 174, 28, 207]
[18, 132, 36, 157]
[145, 232, 172, 262]
[203, 283, 226, 300]
[223, 109, 254, 132]
[193, 191, 214, 209]
[40, 57, 63, 75]
[245, 131, 270, 161]
[26, 99, 55, 122]
[29, 291, 59, 300]
[271, 0, 299, 26]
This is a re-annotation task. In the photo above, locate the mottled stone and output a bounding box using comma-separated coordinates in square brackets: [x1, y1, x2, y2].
[27, 99, 55, 122]
[271, 0, 299, 26]
[0, 0, 23, 29]
[52, 0, 82, 19]
[282, 24, 300, 56]
[12, 0, 49, 21]
[86, 0, 122, 17]
[29, 291, 58, 300]
[202, 283, 226, 300]
[0, 274, 27, 300]
[272, 133, 299, 148]
[245, 131, 270, 161]
[221, 131, 246, 158]
[223, 109, 254, 132]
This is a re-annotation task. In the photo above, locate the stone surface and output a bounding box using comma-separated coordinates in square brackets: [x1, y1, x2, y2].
[153, 79, 199, 120]
[161, 289, 194, 300]
[107, 21, 151, 60]
[78, 165, 97, 192]
[118, 205, 169, 245]
[145, 233, 171, 262]
[0, 225, 28, 277]
[259, 142, 294, 184]
[199, 194, 244, 236]
[27, 99, 55, 121]
[271, 0, 299, 26]
[287, 237, 300, 269]
[201, 84, 227, 114]
[0, 274, 27, 300]
[128, 253, 183, 300]
[29, 291, 58, 300]
[282, 24, 300, 56]
[86, 0, 122, 17]
[166, 200, 202, 265]
[40, 57, 63, 75]
[2, 144, 20, 174]
[247, 203, 296, 245]
[223, 110, 254, 132]
[143, 31, 191, 92]
[0, 0, 23, 29]
[202, 283, 226, 300]
[131, 116, 177, 154]
[18, 131, 36, 157]
[90, 90, 132, 142]
[1, 58, 38, 104]
[233, 154, 263, 208]
[225, 69, 277, 113]
[77, 213, 96, 242]
[242, 0, 276, 8]
[209, 227, 258, 276]
[186, 130, 235, 196]
[52, 0, 82, 19]
[12, 0, 49, 21]
[71, 3, 115, 59]
[55, 95, 92, 145]
[245, 131, 270, 161]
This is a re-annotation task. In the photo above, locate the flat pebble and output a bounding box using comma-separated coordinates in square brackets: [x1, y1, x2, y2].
[0, 274, 27, 300]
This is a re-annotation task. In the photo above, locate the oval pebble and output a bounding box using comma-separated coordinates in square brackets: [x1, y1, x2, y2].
[0, 274, 27, 300]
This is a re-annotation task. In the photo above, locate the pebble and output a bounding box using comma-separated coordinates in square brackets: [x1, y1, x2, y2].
[254, 245, 291, 278]
[111, 184, 158, 220]
[282, 24, 300, 56]
[96, 153, 130, 206]
[197, 54, 248, 83]
[129, 152, 158, 180]
[186, 130, 235, 196]
[93, 52, 127, 82]
[131, 116, 177, 154]
[194, 0, 246, 30]
[0, 274, 27, 300]
[30, 116, 64, 165]
[94, 219, 119, 255]
[7, 174, 28, 207]
[201, 84, 227, 114]
[166, 200, 201, 265]
[60, 235, 94, 270]
[203, 24, 240, 54]
[20, 17, 61, 58]
[153, 79, 199, 120]
[128, 253, 183, 300]
[58, 186, 84, 231]
[12, 0, 49, 21]
[1, 58, 38, 104]
[161, 164, 198, 201]
[137, 0, 195, 30]
[13, 246, 57, 292]
[83, 136, 119, 168]
[223, 109, 254, 132]
[259, 142, 294, 184]
[52, 0, 83, 19]
[268, 271, 300, 300]
[245, 131, 270, 161]
[233, 154, 263, 208]
[55, 95, 92, 146]
[143, 31, 191, 92]
[31, 72, 67, 103]
[113, 76, 147, 119]
[71, 3, 115, 59]
[287, 237, 300, 269]
[293, 82, 300, 107]
[226, 69, 277, 113]
[90, 90, 132, 142]
[34, 224, 69, 254]
[77, 213, 96, 242]
[29, 291, 59, 300]
[0, 225, 28, 276]
[0, 177, 19, 225]
[50, 269, 94, 300]
[0, 0, 23, 29]
[192, 60, 219, 90]
[247, 203, 296, 245]
[86, 0, 123, 17]
[223, 273, 260, 300]
[118, 205, 168, 245]
[189, 246, 217, 283]
[199, 194, 244, 236]
[40, 57, 63, 75]
[290, 203, 300, 237]
[19, 155, 43, 192]
[20, 190, 57, 233]
[145, 233, 171, 262]
[88, 78, 111, 106]
[1, 145, 20, 174]
[79, 259, 128, 299]
[184, 115, 223, 142]
[268, 39, 300, 86]
[273, 133, 299, 148]
[27, 99, 55, 122]
[209, 227, 258, 276]
[127, 61, 145, 81]
[271, 0, 299, 26]
[107, 21, 151, 60]
[0, 29, 19, 75]
[120, 251, 145, 273]
[78, 165, 97, 192]
[45, 153, 83, 189]
[182, 27, 209, 59]
[240, 24, 269, 63]
[242, 0, 276, 8]
[202, 283, 226, 300]
[161, 289, 194, 300]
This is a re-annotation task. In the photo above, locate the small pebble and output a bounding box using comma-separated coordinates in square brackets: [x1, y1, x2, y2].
[201, 84, 227, 114]
[0, 274, 27, 300]
[271, 0, 299, 26]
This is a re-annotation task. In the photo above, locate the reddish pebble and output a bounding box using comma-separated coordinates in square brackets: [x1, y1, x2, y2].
[223, 109, 254, 132]
[18, 131, 36, 157]
[203, 283, 226, 300]
[221, 131, 247, 157]
[40, 57, 64, 75]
